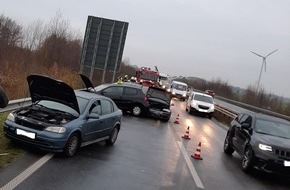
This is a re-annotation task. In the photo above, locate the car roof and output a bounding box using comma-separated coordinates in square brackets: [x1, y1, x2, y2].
[240, 111, 290, 124]
[75, 90, 111, 100]
[97, 82, 145, 89]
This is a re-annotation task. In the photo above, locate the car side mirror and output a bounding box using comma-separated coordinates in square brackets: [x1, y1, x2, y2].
[88, 113, 100, 119]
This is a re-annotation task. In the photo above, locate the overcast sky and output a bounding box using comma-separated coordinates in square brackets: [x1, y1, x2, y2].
[1, 0, 290, 97]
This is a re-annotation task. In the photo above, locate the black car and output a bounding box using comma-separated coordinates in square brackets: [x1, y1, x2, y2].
[146, 86, 172, 122]
[80, 74, 172, 121]
[80, 74, 148, 117]
[223, 111, 290, 176]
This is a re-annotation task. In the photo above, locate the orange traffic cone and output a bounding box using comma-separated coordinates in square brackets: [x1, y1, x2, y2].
[191, 142, 203, 160]
[182, 126, 191, 140]
[174, 114, 180, 124]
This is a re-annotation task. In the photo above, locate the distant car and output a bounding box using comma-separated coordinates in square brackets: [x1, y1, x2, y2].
[80, 74, 172, 121]
[170, 81, 188, 101]
[146, 87, 172, 122]
[186, 91, 214, 119]
[205, 90, 215, 98]
[3, 74, 122, 157]
[224, 112, 290, 176]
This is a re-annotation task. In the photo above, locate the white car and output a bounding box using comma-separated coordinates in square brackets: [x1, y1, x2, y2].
[186, 91, 214, 119]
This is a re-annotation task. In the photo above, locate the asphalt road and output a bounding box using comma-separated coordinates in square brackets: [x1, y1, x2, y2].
[1, 99, 290, 190]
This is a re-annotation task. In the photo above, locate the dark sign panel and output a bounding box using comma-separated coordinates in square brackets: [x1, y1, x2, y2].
[79, 16, 129, 80]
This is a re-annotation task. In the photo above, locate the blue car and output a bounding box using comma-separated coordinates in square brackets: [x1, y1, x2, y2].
[3, 74, 122, 156]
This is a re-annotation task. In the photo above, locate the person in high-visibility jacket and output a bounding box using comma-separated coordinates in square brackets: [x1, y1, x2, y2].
[117, 77, 123, 84]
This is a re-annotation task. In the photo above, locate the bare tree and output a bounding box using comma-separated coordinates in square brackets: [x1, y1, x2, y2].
[0, 14, 22, 47]
[22, 19, 45, 51]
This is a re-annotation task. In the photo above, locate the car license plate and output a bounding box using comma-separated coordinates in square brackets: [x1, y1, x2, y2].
[284, 161, 290, 167]
[16, 129, 36, 139]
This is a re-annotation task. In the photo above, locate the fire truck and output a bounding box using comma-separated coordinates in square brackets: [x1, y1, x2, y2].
[135, 67, 159, 87]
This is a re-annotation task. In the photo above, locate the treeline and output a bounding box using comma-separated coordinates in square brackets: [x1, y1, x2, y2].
[1, 13, 289, 116]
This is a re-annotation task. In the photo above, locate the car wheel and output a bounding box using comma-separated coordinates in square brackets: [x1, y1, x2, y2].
[106, 127, 119, 146]
[63, 133, 80, 157]
[242, 147, 255, 172]
[208, 114, 213, 119]
[223, 132, 234, 155]
[132, 105, 142, 116]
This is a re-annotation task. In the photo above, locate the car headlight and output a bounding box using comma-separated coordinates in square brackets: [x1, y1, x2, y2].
[191, 101, 198, 107]
[209, 105, 215, 111]
[167, 89, 171, 92]
[172, 91, 176, 95]
[7, 113, 15, 122]
[182, 94, 186, 97]
[259, 143, 272, 152]
[162, 85, 165, 88]
[45, 126, 66, 133]
[140, 79, 143, 83]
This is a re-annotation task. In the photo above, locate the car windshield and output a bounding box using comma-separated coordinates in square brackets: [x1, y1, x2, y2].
[255, 119, 290, 139]
[76, 96, 89, 114]
[37, 100, 80, 116]
[194, 94, 213, 104]
[172, 84, 187, 91]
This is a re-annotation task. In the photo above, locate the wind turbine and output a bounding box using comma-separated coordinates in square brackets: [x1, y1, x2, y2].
[250, 49, 278, 94]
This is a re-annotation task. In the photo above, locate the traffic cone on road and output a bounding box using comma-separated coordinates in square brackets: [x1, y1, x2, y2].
[182, 126, 191, 140]
[191, 142, 203, 160]
[174, 114, 180, 124]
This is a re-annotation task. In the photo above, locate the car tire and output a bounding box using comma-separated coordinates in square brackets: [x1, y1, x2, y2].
[208, 114, 213, 119]
[223, 132, 235, 155]
[106, 127, 119, 146]
[242, 147, 255, 172]
[63, 133, 80, 157]
[132, 105, 142, 116]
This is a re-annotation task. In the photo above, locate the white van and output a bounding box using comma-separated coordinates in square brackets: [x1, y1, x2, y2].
[170, 81, 188, 101]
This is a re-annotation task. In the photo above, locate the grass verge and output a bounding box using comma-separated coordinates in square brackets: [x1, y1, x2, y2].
[0, 112, 24, 169]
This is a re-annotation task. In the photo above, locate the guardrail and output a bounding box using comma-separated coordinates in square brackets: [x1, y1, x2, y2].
[215, 96, 290, 121]
[0, 98, 32, 113]
[215, 104, 237, 119]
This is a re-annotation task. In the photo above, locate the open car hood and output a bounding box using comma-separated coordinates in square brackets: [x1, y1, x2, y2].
[79, 74, 94, 89]
[146, 87, 172, 104]
[27, 74, 80, 114]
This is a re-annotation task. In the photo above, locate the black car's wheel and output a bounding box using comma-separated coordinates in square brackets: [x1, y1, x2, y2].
[242, 147, 255, 172]
[63, 133, 80, 157]
[223, 132, 235, 155]
[106, 127, 119, 146]
[132, 105, 142, 116]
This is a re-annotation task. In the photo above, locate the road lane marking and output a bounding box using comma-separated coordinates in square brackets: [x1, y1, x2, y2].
[1, 153, 54, 190]
[177, 141, 205, 189]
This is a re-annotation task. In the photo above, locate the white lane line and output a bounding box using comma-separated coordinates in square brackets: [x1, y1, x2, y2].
[177, 141, 204, 189]
[1, 153, 54, 190]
